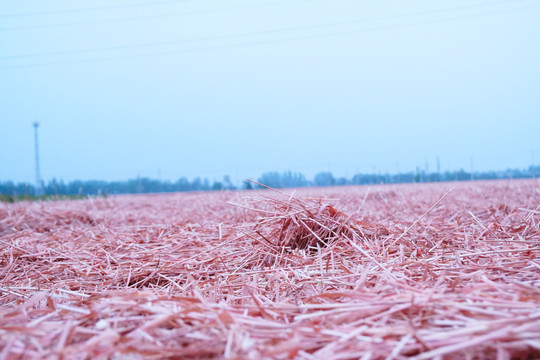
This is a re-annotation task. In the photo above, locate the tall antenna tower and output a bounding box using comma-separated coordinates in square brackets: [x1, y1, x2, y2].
[33, 122, 43, 196]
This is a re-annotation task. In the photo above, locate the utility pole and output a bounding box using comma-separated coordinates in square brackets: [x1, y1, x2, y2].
[436, 156, 441, 182]
[33, 122, 43, 196]
[533, 151, 536, 178]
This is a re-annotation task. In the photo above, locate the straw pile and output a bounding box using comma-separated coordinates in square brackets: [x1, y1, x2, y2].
[1, 179, 539, 359]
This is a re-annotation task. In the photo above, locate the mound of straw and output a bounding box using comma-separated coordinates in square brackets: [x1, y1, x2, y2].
[1, 180, 539, 359]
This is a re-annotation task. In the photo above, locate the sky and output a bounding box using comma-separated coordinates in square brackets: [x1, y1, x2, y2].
[1, 0, 539, 185]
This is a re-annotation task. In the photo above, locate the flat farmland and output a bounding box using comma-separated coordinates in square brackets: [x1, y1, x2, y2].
[1, 179, 539, 359]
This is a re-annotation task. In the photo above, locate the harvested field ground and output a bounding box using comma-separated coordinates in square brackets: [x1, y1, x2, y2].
[1, 179, 539, 359]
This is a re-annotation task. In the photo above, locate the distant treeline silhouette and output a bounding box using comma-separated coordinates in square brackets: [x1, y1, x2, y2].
[1, 166, 539, 196]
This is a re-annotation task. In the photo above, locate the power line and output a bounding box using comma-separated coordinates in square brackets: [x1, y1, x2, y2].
[1, 0, 535, 32]
[0, 5, 250, 32]
[1, 0, 536, 61]
[0, 0, 189, 18]
[0, 0, 321, 32]
[1, 3, 538, 70]
[2, 13, 393, 60]
[33, 122, 43, 196]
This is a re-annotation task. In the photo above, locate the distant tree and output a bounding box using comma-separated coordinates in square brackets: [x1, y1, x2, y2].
[191, 177, 203, 191]
[351, 174, 366, 185]
[530, 165, 540, 178]
[222, 175, 235, 190]
[257, 171, 308, 188]
[281, 171, 307, 188]
[175, 177, 190, 191]
[455, 169, 469, 181]
[335, 177, 348, 186]
[414, 167, 421, 183]
[3, 163, 538, 200]
[0, 181, 14, 195]
[202, 178, 211, 191]
[212, 181, 224, 190]
[258, 172, 282, 188]
[314, 172, 335, 187]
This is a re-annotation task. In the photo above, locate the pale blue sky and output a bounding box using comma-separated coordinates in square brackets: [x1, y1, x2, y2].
[1, 0, 539, 184]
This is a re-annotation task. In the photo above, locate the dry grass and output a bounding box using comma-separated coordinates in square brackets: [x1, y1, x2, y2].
[1, 179, 539, 359]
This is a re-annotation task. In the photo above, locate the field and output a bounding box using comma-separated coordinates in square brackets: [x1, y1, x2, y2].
[1, 179, 539, 359]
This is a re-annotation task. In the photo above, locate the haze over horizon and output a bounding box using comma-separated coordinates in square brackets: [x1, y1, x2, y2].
[1, 0, 539, 185]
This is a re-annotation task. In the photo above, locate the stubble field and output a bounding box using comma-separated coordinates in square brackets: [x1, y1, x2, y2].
[1, 179, 539, 359]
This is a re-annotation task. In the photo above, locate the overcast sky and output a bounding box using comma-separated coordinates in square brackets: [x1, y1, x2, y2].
[1, 0, 539, 185]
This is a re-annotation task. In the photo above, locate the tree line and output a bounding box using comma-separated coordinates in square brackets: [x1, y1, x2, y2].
[1, 165, 539, 197]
